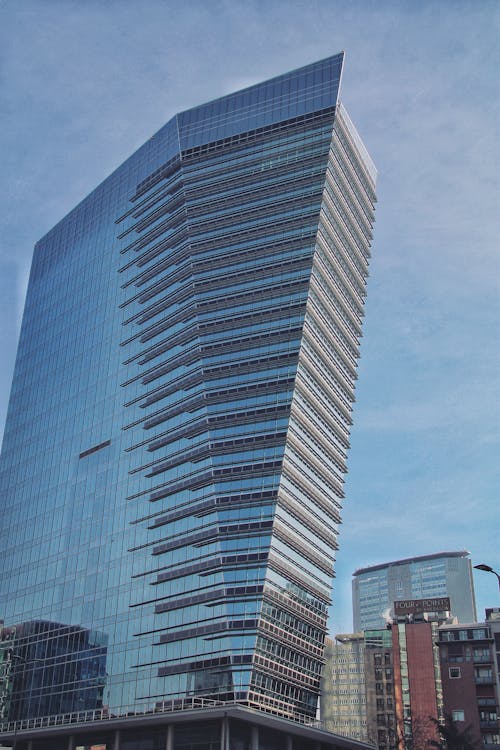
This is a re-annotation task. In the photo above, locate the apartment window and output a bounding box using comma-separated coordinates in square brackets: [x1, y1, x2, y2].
[475, 667, 493, 680]
[449, 667, 461, 678]
[473, 629, 487, 640]
[480, 711, 498, 721]
[452, 709, 465, 722]
[441, 630, 458, 642]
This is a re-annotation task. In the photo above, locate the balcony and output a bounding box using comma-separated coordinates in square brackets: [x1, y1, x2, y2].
[480, 720, 499, 729]
[473, 655, 493, 663]
[475, 675, 495, 684]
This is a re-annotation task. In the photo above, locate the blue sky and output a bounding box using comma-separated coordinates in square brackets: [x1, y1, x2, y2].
[1, 0, 498, 632]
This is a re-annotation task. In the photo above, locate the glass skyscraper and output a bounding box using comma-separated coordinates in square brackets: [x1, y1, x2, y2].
[352, 551, 477, 631]
[0, 53, 377, 748]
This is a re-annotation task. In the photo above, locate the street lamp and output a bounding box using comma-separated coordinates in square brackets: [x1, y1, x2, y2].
[474, 563, 500, 592]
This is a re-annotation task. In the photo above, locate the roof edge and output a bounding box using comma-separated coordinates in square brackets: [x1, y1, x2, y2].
[353, 551, 471, 577]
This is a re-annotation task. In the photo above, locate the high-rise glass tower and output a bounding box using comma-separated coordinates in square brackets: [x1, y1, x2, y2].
[352, 551, 477, 631]
[0, 53, 377, 743]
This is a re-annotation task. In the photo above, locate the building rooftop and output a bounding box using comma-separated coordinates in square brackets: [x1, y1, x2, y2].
[353, 550, 470, 577]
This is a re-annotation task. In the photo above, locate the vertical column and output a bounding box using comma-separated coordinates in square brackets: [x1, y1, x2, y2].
[166, 724, 174, 750]
[220, 715, 230, 750]
[285, 736, 293, 750]
[113, 729, 120, 750]
[67, 737, 75, 750]
[251, 725, 259, 750]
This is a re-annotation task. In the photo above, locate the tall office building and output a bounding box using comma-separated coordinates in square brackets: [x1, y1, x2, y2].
[320, 634, 369, 743]
[0, 53, 377, 749]
[353, 552, 477, 631]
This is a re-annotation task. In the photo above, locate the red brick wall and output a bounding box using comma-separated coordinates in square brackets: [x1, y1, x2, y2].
[441, 659, 482, 749]
[405, 624, 440, 747]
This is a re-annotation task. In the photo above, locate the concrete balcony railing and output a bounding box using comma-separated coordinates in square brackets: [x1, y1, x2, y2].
[480, 719, 499, 729]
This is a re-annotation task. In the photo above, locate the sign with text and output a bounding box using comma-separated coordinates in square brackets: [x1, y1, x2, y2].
[394, 597, 451, 616]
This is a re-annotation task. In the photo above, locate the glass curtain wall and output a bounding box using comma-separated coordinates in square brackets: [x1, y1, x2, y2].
[0, 53, 376, 724]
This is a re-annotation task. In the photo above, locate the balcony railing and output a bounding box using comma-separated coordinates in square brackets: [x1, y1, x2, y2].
[475, 675, 494, 684]
[480, 720, 499, 729]
[0, 697, 323, 737]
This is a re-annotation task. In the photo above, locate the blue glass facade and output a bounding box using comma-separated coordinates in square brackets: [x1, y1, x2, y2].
[352, 551, 477, 631]
[0, 53, 377, 736]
